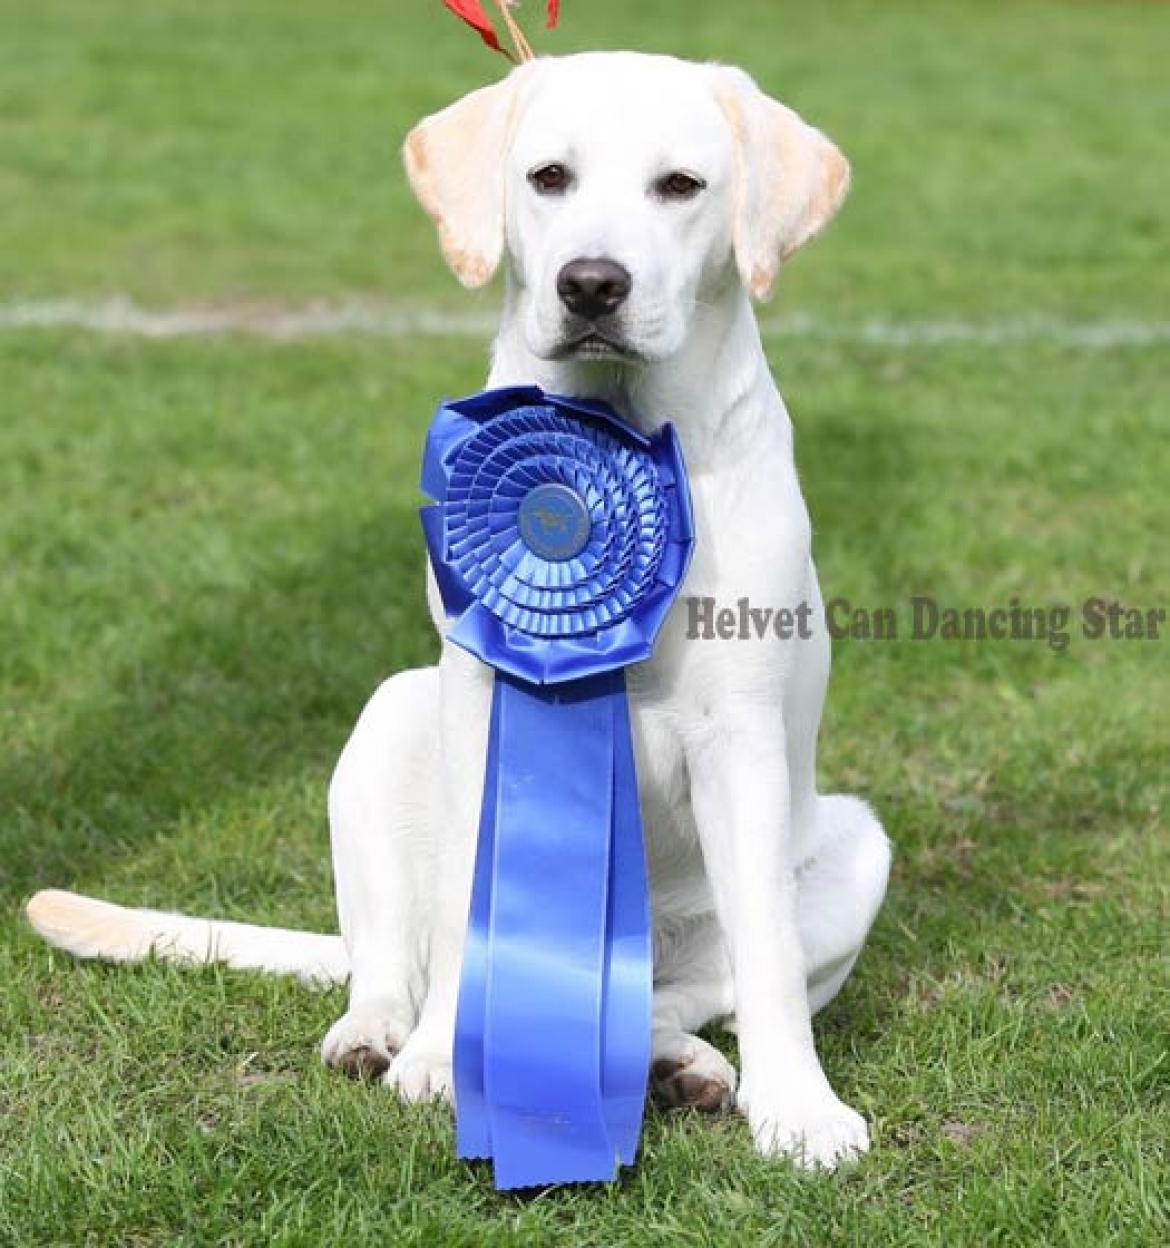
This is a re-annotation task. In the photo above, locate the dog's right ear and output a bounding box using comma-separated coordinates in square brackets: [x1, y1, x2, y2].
[403, 74, 523, 289]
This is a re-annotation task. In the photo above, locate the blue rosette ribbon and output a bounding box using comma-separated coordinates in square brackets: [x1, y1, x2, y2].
[420, 385, 694, 1189]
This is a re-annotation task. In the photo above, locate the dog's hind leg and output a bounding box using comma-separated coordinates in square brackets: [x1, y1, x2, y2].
[713, 796, 890, 1033]
[796, 794, 891, 1016]
[382, 646, 493, 1103]
[321, 666, 440, 1080]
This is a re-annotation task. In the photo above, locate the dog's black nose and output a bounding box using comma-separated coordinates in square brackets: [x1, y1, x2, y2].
[556, 259, 632, 320]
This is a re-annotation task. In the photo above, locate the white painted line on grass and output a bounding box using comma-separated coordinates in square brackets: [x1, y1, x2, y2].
[0, 297, 498, 340]
[772, 311, 1170, 349]
[2, 296, 1168, 349]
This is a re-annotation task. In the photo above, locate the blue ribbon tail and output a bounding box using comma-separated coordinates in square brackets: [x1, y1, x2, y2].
[453, 669, 652, 1189]
[601, 684, 652, 1165]
[452, 681, 501, 1162]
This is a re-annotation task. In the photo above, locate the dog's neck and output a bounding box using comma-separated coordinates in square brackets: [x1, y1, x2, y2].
[487, 279, 787, 469]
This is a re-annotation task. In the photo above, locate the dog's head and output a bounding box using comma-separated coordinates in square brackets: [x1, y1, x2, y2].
[404, 53, 849, 365]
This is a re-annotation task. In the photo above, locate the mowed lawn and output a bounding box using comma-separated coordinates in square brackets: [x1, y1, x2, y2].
[1, 2, 1167, 1244]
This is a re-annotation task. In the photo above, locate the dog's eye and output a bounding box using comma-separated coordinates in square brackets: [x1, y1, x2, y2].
[656, 171, 706, 201]
[529, 163, 572, 195]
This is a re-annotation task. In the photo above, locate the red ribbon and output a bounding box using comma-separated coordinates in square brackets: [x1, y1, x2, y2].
[442, 1, 506, 54]
[442, 1, 560, 58]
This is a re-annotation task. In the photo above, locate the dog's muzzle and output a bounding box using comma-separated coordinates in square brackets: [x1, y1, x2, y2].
[546, 259, 641, 362]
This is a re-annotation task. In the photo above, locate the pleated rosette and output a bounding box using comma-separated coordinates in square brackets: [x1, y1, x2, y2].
[420, 386, 693, 685]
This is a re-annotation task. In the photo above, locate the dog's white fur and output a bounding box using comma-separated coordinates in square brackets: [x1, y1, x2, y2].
[28, 53, 890, 1170]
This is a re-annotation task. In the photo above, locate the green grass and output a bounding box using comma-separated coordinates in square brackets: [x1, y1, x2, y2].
[2, 2, 1167, 1244]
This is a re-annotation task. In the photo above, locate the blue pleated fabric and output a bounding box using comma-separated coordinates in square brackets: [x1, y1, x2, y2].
[421, 386, 693, 1189]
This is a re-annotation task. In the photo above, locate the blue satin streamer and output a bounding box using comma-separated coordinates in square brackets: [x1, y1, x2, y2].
[601, 681, 653, 1166]
[454, 669, 652, 1189]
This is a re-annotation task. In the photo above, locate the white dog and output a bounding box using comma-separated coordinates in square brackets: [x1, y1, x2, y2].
[28, 53, 891, 1170]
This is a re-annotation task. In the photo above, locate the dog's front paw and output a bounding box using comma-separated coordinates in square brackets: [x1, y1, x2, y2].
[321, 998, 412, 1080]
[740, 1083, 870, 1170]
[384, 1035, 454, 1104]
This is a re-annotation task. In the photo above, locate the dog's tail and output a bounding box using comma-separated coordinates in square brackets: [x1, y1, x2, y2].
[25, 889, 350, 988]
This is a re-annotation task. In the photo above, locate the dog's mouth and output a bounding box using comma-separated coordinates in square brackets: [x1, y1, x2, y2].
[554, 330, 640, 363]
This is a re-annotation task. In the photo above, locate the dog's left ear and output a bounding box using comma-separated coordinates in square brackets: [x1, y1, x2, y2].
[710, 66, 851, 301]
[403, 70, 527, 288]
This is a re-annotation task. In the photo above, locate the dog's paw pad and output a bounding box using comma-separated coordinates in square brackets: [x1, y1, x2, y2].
[321, 1001, 411, 1081]
[653, 1060, 733, 1113]
[334, 1042, 394, 1080]
[651, 1036, 737, 1114]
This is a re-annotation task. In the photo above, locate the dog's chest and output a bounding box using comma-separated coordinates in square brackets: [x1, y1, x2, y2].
[682, 457, 810, 592]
